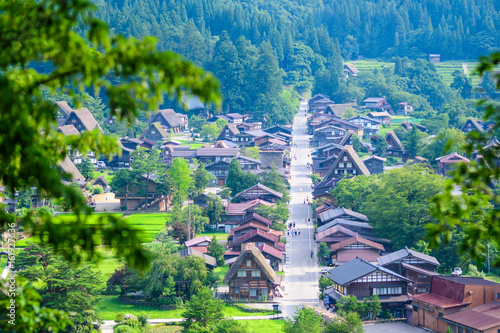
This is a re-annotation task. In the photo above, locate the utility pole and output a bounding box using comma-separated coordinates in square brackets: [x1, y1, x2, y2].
[187, 195, 191, 241]
[488, 244, 491, 274]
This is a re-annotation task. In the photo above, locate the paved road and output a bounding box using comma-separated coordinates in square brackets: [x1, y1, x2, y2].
[282, 100, 320, 318]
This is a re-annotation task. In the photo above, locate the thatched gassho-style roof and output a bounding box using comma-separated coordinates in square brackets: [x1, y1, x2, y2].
[223, 243, 277, 284]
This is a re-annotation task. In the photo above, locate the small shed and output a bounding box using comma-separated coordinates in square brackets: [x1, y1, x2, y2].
[428, 54, 441, 63]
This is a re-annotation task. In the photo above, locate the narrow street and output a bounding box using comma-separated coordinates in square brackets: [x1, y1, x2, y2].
[283, 100, 320, 317]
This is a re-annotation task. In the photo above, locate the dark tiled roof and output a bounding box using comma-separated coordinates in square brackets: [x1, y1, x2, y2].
[234, 183, 283, 200]
[231, 229, 279, 247]
[401, 262, 438, 276]
[315, 224, 357, 242]
[327, 257, 408, 285]
[317, 218, 373, 233]
[319, 207, 369, 223]
[377, 246, 440, 266]
[385, 130, 404, 151]
[443, 302, 500, 331]
[437, 275, 498, 286]
[329, 234, 384, 251]
[177, 248, 216, 267]
[257, 244, 283, 260]
[237, 213, 273, 227]
[226, 199, 272, 215]
[196, 148, 240, 157]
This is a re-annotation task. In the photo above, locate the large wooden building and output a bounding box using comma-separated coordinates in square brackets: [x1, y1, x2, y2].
[233, 183, 283, 203]
[322, 145, 370, 180]
[325, 257, 411, 318]
[223, 243, 281, 301]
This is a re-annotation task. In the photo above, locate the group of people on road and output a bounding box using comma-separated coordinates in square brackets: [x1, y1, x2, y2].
[287, 222, 301, 237]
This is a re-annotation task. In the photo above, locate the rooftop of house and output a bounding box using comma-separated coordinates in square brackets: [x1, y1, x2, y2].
[223, 243, 277, 284]
[443, 302, 500, 331]
[368, 111, 392, 117]
[237, 213, 273, 227]
[226, 199, 273, 215]
[363, 155, 386, 162]
[323, 145, 370, 180]
[185, 235, 212, 248]
[177, 248, 216, 268]
[58, 156, 85, 182]
[231, 228, 280, 247]
[54, 101, 73, 117]
[364, 97, 387, 103]
[327, 257, 409, 286]
[317, 218, 373, 233]
[329, 234, 385, 252]
[385, 130, 404, 150]
[234, 183, 283, 200]
[435, 152, 471, 164]
[157, 109, 184, 128]
[377, 246, 440, 266]
[58, 125, 80, 136]
[257, 243, 283, 260]
[68, 108, 101, 131]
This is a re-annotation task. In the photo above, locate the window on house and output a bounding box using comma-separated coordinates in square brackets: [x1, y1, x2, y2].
[237, 270, 246, 277]
[496, 292, 500, 299]
[151, 130, 155, 134]
[335, 170, 338, 174]
[413, 306, 418, 312]
[251, 271, 260, 277]
[338, 163, 344, 168]
[246, 260, 251, 267]
[249, 289, 257, 297]
[439, 312, 443, 318]
[347, 163, 352, 168]
[353, 170, 356, 174]
[417, 288, 427, 293]
[343, 156, 348, 161]
[458, 327, 463, 333]
[235, 288, 239, 294]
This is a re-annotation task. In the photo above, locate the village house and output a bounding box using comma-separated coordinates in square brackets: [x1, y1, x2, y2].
[193, 147, 240, 164]
[227, 229, 284, 256]
[109, 140, 133, 168]
[461, 117, 484, 133]
[62, 107, 103, 133]
[121, 137, 154, 150]
[263, 125, 292, 136]
[225, 113, 245, 124]
[312, 143, 344, 175]
[347, 115, 381, 136]
[177, 248, 216, 269]
[236, 155, 261, 171]
[325, 257, 411, 318]
[233, 183, 283, 203]
[223, 243, 281, 301]
[442, 286, 500, 333]
[362, 155, 386, 174]
[315, 224, 357, 247]
[311, 98, 335, 113]
[363, 98, 392, 113]
[308, 94, 331, 110]
[216, 124, 241, 141]
[435, 153, 470, 177]
[385, 130, 404, 157]
[318, 207, 369, 225]
[257, 244, 283, 271]
[150, 109, 185, 133]
[205, 158, 231, 186]
[193, 193, 209, 207]
[226, 213, 274, 247]
[377, 247, 441, 295]
[237, 122, 260, 132]
[339, 130, 356, 146]
[54, 101, 73, 126]
[324, 118, 364, 138]
[410, 276, 499, 333]
[322, 145, 370, 180]
[312, 124, 347, 147]
[329, 234, 384, 266]
[140, 122, 169, 143]
[308, 113, 339, 132]
[398, 102, 414, 116]
[222, 199, 273, 232]
[316, 218, 390, 249]
[343, 63, 359, 79]
[429, 54, 441, 63]
[312, 178, 342, 201]
[324, 103, 358, 118]
[368, 111, 392, 125]
[185, 236, 212, 254]
[114, 174, 168, 211]
[314, 199, 336, 218]
[93, 176, 108, 189]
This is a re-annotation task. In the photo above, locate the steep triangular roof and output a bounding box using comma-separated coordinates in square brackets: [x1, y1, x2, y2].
[140, 122, 168, 139]
[64, 108, 102, 132]
[435, 152, 470, 164]
[484, 137, 500, 150]
[329, 234, 385, 252]
[157, 109, 184, 128]
[323, 145, 370, 180]
[377, 246, 440, 266]
[236, 213, 273, 227]
[58, 156, 84, 182]
[385, 130, 404, 150]
[461, 118, 484, 132]
[58, 125, 80, 136]
[339, 130, 355, 146]
[216, 124, 240, 140]
[54, 101, 73, 117]
[223, 243, 277, 284]
[234, 183, 283, 200]
[231, 229, 279, 247]
[315, 224, 357, 243]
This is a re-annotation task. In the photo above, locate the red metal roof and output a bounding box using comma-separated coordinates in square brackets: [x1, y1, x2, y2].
[410, 293, 466, 309]
[444, 302, 500, 330]
[231, 229, 280, 247]
[189, 246, 208, 254]
[226, 199, 273, 215]
[329, 234, 384, 252]
[257, 244, 283, 260]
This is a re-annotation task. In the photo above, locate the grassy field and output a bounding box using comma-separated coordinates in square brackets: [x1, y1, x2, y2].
[242, 319, 285, 333]
[95, 170, 115, 183]
[123, 213, 167, 242]
[96, 296, 275, 320]
[195, 231, 229, 241]
[347, 59, 481, 87]
[0, 256, 7, 271]
[214, 265, 229, 282]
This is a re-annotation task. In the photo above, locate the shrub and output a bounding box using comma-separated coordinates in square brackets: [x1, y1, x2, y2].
[115, 312, 125, 324]
[93, 185, 104, 194]
[120, 205, 128, 211]
[114, 325, 134, 333]
[85, 182, 93, 191]
[137, 313, 149, 327]
[381, 309, 393, 319]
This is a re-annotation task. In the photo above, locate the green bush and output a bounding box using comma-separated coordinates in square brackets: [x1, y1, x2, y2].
[115, 312, 125, 324]
[114, 325, 135, 333]
[137, 313, 149, 327]
[85, 182, 93, 191]
[93, 185, 104, 194]
[120, 205, 127, 211]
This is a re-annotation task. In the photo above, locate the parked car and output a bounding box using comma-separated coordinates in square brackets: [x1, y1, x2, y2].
[95, 161, 106, 168]
[320, 269, 329, 275]
[452, 267, 462, 276]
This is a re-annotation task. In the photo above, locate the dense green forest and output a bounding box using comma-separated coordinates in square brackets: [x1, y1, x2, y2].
[88, 0, 499, 124]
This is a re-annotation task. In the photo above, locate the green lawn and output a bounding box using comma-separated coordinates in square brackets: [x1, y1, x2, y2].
[0, 256, 7, 271]
[486, 275, 500, 283]
[96, 296, 274, 320]
[242, 319, 285, 333]
[195, 231, 229, 241]
[213, 265, 229, 281]
[95, 170, 115, 183]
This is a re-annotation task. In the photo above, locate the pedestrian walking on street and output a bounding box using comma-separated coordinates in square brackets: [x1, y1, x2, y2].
[298, 229, 301, 235]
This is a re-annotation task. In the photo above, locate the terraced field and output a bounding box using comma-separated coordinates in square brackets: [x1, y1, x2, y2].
[346, 59, 481, 87]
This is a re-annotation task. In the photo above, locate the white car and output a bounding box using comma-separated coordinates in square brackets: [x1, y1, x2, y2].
[452, 267, 462, 276]
[96, 161, 106, 168]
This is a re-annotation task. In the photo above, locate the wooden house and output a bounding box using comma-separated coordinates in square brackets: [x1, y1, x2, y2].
[435, 153, 470, 177]
[114, 174, 167, 211]
[309, 113, 339, 132]
[313, 124, 347, 146]
[343, 64, 359, 79]
[385, 130, 404, 157]
[226, 113, 245, 124]
[312, 143, 343, 175]
[318, 207, 369, 225]
[63, 108, 103, 133]
[325, 257, 411, 318]
[428, 54, 440, 63]
[398, 102, 413, 116]
[312, 178, 342, 201]
[177, 248, 216, 269]
[223, 243, 281, 301]
[339, 130, 355, 146]
[363, 98, 392, 113]
[347, 115, 381, 136]
[324, 103, 358, 118]
[362, 155, 386, 174]
[140, 122, 169, 143]
[368, 111, 392, 125]
[185, 236, 212, 248]
[193, 193, 209, 207]
[223, 200, 273, 232]
[324, 119, 364, 138]
[410, 276, 499, 333]
[205, 158, 231, 186]
[461, 117, 484, 133]
[263, 125, 292, 136]
[329, 234, 384, 266]
[316, 218, 383, 244]
[233, 183, 283, 203]
[323, 145, 370, 180]
[54, 101, 73, 125]
[236, 156, 261, 171]
[257, 244, 283, 271]
[150, 109, 184, 133]
[315, 224, 358, 247]
[229, 228, 280, 252]
[377, 246, 440, 295]
[308, 94, 330, 109]
[311, 98, 335, 113]
[93, 176, 108, 189]
[443, 290, 500, 333]
[194, 147, 240, 164]
[216, 124, 240, 141]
